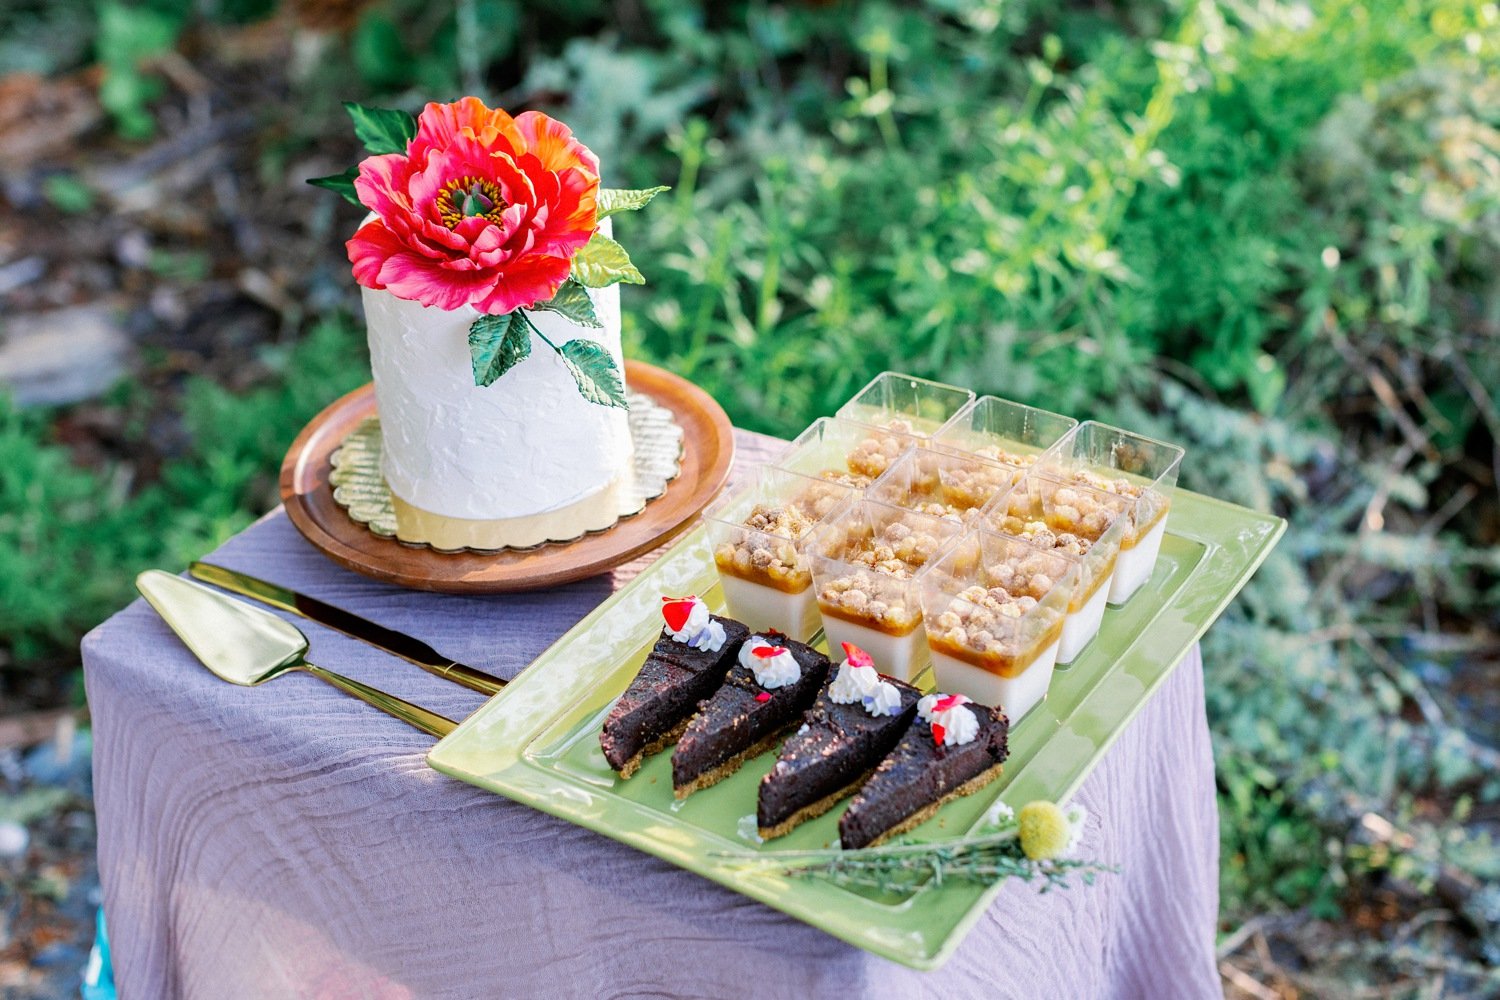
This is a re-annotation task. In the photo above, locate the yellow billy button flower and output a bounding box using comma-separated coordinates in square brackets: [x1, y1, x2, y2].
[1017, 801, 1071, 861]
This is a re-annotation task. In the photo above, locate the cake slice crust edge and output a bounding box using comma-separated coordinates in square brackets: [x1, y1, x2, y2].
[599, 615, 750, 777]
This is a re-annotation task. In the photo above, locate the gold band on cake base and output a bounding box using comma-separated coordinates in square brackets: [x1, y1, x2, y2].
[329, 388, 685, 553]
[389, 475, 629, 551]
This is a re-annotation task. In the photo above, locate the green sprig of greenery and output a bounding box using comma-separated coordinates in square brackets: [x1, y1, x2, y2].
[719, 831, 1116, 894]
[467, 307, 628, 409]
[715, 802, 1114, 894]
[306, 102, 417, 206]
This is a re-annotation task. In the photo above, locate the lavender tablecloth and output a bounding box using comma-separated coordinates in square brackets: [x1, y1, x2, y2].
[83, 429, 1221, 1000]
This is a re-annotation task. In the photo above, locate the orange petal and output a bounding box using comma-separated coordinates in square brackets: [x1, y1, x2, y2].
[511, 110, 600, 179]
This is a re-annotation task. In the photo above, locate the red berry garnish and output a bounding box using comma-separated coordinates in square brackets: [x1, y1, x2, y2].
[661, 596, 696, 633]
[840, 642, 874, 668]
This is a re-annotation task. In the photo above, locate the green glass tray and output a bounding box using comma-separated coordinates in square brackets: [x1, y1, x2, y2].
[426, 488, 1284, 970]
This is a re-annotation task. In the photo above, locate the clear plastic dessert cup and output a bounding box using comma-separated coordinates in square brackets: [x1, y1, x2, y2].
[931, 395, 1078, 472]
[1044, 421, 1184, 604]
[916, 531, 1077, 721]
[867, 447, 1015, 524]
[835, 371, 975, 437]
[704, 468, 859, 640]
[808, 499, 965, 682]
[776, 416, 923, 488]
[982, 474, 1131, 664]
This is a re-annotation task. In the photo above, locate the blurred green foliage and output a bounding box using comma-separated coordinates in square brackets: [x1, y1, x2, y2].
[3, 0, 1498, 975]
[1, 319, 368, 670]
[95, 1, 184, 138]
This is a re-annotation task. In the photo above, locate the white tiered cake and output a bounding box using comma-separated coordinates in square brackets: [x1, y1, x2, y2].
[364, 271, 633, 550]
[316, 97, 666, 549]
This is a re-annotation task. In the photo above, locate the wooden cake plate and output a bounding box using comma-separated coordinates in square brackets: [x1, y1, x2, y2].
[279, 361, 736, 593]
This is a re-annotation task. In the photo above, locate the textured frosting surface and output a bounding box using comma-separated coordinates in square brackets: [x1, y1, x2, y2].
[363, 232, 632, 520]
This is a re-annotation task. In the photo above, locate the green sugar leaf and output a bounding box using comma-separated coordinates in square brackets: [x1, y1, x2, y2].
[343, 102, 417, 155]
[557, 339, 628, 409]
[596, 185, 670, 219]
[530, 279, 602, 328]
[468, 313, 531, 387]
[307, 167, 362, 207]
[570, 233, 645, 288]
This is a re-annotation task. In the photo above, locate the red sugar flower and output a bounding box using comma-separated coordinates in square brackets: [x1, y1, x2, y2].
[347, 97, 600, 314]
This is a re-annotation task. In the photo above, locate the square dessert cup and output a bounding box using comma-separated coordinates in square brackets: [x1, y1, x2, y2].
[866, 447, 1016, 524]
[703, 468, 859, 640]
[1043, 421, 1185, 604]
[916, 531, 1077, 722]
[931, 395, 1078, 472]
[835, 371, 975, 437]
[807, 499, 965, 682]
[777, 416, 924, 488]
[982, 473, 1131, 664]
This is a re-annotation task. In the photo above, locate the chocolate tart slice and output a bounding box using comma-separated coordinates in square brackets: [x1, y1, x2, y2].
[600, 598, 750, 779]
[757, 662, 921, 840]
[838, 695, 1008, 849]
[671, 634, 831, 799]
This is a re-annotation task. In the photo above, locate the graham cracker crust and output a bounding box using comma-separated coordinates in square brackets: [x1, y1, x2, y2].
[612, 717, 692, 780]
[673, 729, 788, 799]
[758, 769, 875, 841]
[849, 760, 1005, 848]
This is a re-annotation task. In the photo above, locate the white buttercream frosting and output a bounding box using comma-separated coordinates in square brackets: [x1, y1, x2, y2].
[739, 637, 801, 689]
[362, 219, 633, 521]
[828, 645, 903, 718]
[917, 693, 980, 747]
[661, 596, 726, 652]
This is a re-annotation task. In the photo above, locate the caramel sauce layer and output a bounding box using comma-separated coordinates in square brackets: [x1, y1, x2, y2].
[1122, 498, 1170, 550]
[1068, 553, 1119, 612]
[714, 555, 812, 594]
[928, 618, 1064, 679]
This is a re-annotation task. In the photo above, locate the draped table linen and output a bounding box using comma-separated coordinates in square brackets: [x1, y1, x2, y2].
[83, 429, 1222, 999]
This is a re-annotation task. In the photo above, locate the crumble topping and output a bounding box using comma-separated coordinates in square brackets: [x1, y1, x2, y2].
[818, 469, 872, 489]
[713, 482, 850, 590]
[815, 516, 947, 630]
[1071, 468, 1147, 501]
[840, 518, 947, 577]
[884, 456, 1015, 521]
[846, 419, 916, 480]
[818, 570, 922, 632]
[930, 585, 1042, 656]
[929, 548, 1064, 658]
[974, 444, 1039, 469]
[990, 515, 1093, 556]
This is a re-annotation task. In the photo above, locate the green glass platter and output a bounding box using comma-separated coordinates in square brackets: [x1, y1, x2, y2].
[426, 488, 1284, 970]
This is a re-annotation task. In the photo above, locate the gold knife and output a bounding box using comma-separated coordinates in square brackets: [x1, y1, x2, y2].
[139, 570, 457, 738]
[188, 561, 505, 696]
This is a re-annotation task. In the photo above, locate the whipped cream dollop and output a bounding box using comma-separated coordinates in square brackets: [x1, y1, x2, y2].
[661, 595, 726, 652]
[828, 642, 903, 717]
[739, 637, 801, 690]
[917, 693, 979, 747]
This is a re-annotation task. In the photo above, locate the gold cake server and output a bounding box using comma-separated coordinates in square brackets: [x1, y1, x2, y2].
[137, 570, 457, 737]
[188, 561, 504, 696]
